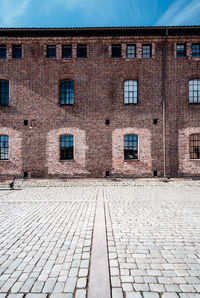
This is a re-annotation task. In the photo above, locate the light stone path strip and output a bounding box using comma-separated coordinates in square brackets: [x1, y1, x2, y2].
[88, 188, 111, 298]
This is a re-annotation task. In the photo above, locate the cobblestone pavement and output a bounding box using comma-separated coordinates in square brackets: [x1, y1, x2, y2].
[105, 185, 200, 298]
[0, 182, 200, 297]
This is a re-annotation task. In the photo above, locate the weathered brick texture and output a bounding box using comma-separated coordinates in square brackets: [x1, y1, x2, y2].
[0, 27, 200, 178]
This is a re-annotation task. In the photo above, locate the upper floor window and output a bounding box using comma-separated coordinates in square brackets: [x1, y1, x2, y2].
[0, 80, 9, 106]
[192, 44, 200, 57]
[177, 44, 186, 57]
[77, 45, 87, 58]
[47, 45, 56, 58]
[12, 45, 22, 59]
[0, 135, 9, 160]
[189, 79, 200, 103]
[60, 135, 74, 160]
[127, 44, 136, 58]
[142, 44, 151, 58]
[124, 80, 138, 104]
[60, 80, 74, 105]
[124, 134, 138, 160]
[62, 45, 72, 59]
[0, 45, 6, 59]
[189, 134, 200, 159]
[112, 44, 121, 58]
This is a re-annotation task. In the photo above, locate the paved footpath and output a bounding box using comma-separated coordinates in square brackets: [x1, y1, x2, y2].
[0, 181, 200, 297]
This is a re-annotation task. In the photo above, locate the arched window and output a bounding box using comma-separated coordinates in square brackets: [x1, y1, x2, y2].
[189, 134, 200, 159]
[60, 135, 74, 160]
[0, 80, 9, 106]
[124, 80, 138, 104]
[124, 134, 138, 160]
[60, 80, 74, 105]
[0, 135, 9, 160]
[189, 79, 200, 103]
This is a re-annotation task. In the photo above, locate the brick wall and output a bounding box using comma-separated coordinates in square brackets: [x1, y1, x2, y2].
[0, 28, 200, 178]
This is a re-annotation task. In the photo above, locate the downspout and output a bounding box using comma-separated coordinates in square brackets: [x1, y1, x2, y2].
[162, 29, 168, 178]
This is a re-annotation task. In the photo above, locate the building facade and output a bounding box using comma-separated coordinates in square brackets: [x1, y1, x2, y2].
[0, 26, 200, 178]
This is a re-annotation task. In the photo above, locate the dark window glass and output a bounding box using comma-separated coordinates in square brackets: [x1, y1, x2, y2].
[12, 45, 22, 59]
[124, 135, 138, 160]
[0, 135, 9, 160]
[62, 45, 72, 59]
[192, 44, 200, 57]
[124, 80, 138, 104]
[0, 46, 6, 59]
[60, 80, 74, 105]
[0, 80, 9, 106]
[112, 44, 121, 58]
[142, 44, 151, 58]
[177, 44, 186, 57]
[60, 135, 74, 160]
[189, 79, 200, 103]
[127, 44, 136, 58]
[77, 45, 87, 58]
[47, 45, 56, 58]
[189, 134, 200, 159]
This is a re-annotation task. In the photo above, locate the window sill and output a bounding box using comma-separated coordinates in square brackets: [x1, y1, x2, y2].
[189, 159, 200, 161]
[59, 104, 75, 106]
[123, 103, 138, 105]
[0, 159, 9, 162]
[124, 159, 140, 162]
[59, 159, 75, 162]
[0, 105, 10, 107]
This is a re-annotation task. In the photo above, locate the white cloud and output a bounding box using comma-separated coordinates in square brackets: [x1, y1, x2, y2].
[156, 0, 200, 25]
[0, 0, 30, 27]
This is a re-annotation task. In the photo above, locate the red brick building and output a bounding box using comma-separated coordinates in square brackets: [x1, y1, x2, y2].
[0, 26, 200, 178]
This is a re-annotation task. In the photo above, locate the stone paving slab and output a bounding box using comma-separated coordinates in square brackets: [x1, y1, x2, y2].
[0, 183, 200, 297]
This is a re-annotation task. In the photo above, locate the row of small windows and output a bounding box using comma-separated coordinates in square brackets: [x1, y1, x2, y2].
[177, 43, 200, 57]
[1, 43, 200, 59]
[1, 134, 200, 161]
[1, 79, 200, 106]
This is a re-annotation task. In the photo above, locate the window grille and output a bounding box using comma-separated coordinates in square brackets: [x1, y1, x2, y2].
[127, 45, 136, 58]
[0, 45, 6, 59]
[177, 44, 186, 57]
[189, 134, 200, 159]
[60, 80, 74, 105]
[12, 45, 22, 59]
[124, 135, 138, 160]
[192, 44, 200, 57]
[62, 45, 72, 58]
[0, 80, 9, 106]
[142, 44, 151, 58]
[112, 44, 121, 58]
[47, 45, 56, 58]
[60, 135, 74, 160]
[0, 135, 9, 160]
[77, 45, 87, 58]
[189, 79, 200, 103]
[124, 80, 138, 104]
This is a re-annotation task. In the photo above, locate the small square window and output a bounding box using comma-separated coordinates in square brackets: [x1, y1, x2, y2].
[177, 44, 186, 57]
[142, 44, 151, 58]
[77, 45, 87, 58]
[12, 45, 22, 59]
[0, 45, 6, 59]
[112, 44, 121, 58]
[127, 44, 136, 58]
[62, 45, 72, 59]
[47, 45, 56, 58]
[192, 44, 200, 57]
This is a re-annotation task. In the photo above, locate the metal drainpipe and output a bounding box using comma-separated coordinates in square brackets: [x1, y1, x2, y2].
[162, 29, 168, 178]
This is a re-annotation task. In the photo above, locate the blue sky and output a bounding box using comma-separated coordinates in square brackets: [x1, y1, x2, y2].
[0, 0, 199, 28]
